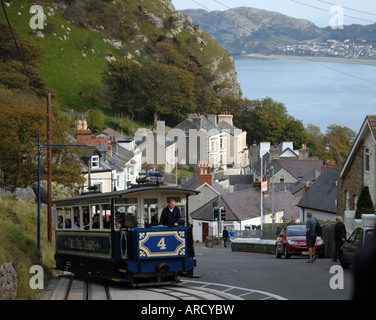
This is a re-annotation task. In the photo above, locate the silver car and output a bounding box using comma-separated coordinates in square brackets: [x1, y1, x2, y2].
[340, 227, 375, 269]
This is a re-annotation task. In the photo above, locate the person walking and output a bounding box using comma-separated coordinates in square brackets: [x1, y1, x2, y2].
[332, 216, 347, 262]
[159, 198, 181, 227]
[223, 226, 229, 248]
[306, 212, 317, 263]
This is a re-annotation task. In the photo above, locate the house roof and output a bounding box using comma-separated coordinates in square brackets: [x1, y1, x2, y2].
[341, 115, 376, 178]
[190, 188, 300, 222]
[182, 175, 226, 195]
[297, 167, 338, 214]
[289, 168, 321, 195]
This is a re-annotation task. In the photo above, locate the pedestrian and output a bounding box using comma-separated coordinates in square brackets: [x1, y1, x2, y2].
[229, 228, 235, 241]
[223, 226, 229, 247]
[332, 216, 347, 262]
[159, 198, 180, 227]
[306, 212, 317, 263]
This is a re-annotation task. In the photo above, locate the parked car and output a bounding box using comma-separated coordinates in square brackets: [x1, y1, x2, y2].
[275, 225, 325, 259]
[339, 226, 375, 269]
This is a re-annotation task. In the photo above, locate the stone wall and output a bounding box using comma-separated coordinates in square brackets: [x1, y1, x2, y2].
[0, 263, 17, 300]
[341, 141, 364, 215]
[231, 224, 336, 258]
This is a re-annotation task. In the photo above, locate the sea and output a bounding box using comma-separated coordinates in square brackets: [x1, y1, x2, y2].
[234, 56, 376, 133]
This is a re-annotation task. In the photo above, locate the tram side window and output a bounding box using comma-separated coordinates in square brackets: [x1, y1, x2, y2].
[56, 208, 63, 229]
[102, 204, 111, 229]
[64, 208, 72, 229]
[73, 207, 81, 229]
[115, 205, 138, 229]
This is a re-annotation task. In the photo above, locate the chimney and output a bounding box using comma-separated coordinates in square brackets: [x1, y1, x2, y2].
[107, 142, 112, 157]
[111, 136, 118, 153]
[197, 160, 212, 185]
[207, 114, 217, 126]
[191, 116, 202, 129]
[299, 144, 309, 160]
[269, 145, 280, 163]
[218, 111, 233, 126]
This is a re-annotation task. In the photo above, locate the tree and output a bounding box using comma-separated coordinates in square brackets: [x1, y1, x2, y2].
[0, 23, 46, 96]
[0, 88, 83, 191]
[325, 124, 356, 165]
[355, 186, 375, 219]
[104, 60, 196, 127]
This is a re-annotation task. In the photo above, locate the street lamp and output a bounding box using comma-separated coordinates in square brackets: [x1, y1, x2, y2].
[325, 144, 342, 216]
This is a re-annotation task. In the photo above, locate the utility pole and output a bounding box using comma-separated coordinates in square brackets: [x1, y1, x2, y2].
[46, 93, 52, 243]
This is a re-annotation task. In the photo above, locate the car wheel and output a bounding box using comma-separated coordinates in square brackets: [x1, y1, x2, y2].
[276, 246, 282, 258]
[339, 250, 350, 269]
[284, 246, 291, 259]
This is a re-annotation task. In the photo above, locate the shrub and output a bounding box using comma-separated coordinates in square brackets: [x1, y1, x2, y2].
[355, 186, 375, 219]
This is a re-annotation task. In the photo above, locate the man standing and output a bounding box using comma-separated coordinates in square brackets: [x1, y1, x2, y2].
[306, 212, 317, 263]
[223, 227, 229, 248]
[159, 198, 180, 227]
[332, 216, 346, 262]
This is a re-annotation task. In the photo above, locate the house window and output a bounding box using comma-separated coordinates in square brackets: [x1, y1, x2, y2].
[91, 155, 99, 169]
[279, 176, 285, 183]
[184, 128, 189, 137]
[364, 147, 370, 173]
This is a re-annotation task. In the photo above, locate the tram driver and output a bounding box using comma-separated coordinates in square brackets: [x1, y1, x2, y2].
[159, 198, 180, 227]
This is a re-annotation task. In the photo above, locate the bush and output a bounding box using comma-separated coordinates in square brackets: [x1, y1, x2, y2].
[355, 186, 375, 219]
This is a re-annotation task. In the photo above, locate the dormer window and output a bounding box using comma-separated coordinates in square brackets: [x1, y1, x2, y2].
[91, 155, 99, 169]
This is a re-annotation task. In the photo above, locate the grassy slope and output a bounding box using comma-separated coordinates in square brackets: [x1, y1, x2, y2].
[3, 1, 125, 112]
[3, 0, 236, 114]
[0, 195, 55, 300]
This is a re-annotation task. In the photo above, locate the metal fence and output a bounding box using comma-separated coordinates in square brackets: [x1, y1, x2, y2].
[235, 229, 279, 240]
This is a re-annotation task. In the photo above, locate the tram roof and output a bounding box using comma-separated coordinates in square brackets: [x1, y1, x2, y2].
[52, 185, 200, 206]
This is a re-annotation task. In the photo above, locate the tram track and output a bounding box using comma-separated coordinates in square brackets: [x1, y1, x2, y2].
[44, 272, 240, 300]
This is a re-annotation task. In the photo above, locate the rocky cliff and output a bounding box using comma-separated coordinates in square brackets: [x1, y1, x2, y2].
[182, 7, 323, 54]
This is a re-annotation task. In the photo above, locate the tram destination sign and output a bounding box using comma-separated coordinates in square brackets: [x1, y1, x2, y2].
[56, 232, 112, 259]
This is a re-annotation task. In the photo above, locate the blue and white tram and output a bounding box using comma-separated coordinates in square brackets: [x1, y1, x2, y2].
[53, 185, 199, 286]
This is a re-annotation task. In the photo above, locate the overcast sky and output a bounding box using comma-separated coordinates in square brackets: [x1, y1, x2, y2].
[172, 0, 376, 27]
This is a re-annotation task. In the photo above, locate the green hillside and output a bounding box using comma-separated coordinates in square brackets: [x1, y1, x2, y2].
[2, 0, 241, 118]
[0, 195, 55, 300]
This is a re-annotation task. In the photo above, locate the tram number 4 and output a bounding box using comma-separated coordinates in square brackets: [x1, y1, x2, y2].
[158, 237, 167, 250]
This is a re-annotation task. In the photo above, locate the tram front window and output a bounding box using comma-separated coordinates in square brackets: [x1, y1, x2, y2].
[144, 199, 158, 228]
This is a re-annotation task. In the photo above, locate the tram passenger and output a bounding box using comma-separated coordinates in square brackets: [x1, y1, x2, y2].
[115, 211, 125, 229]
[159, 198, 180, 227]
[74, 216, 80, 229]
[65, 219, 71, 229]
[92, 214, 100, 229]
[57, 215, 63, 229]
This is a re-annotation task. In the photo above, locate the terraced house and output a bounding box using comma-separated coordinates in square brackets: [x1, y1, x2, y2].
[341, 115, 376, 215]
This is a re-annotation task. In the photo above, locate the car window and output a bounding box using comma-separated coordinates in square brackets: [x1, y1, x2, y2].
[287, 226, 306, 237]
[365, 229, 375, 243]
[348, 228, 360, 242]
[353, 228, 364, 246]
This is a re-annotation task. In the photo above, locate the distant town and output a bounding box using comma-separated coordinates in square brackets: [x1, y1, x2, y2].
[275, 39, 376, 59]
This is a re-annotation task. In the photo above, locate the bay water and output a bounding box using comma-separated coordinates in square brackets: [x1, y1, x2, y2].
[234, 56, 376, 133]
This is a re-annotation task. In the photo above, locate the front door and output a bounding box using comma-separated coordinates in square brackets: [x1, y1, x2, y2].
[202, 222, 209, 242]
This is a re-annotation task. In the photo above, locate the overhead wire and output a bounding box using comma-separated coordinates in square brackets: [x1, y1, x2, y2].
[290, 0, 376, 24]
[314, 0, 376, 18]
[190, 0, 376, 85]
[0, 0, 31, 81]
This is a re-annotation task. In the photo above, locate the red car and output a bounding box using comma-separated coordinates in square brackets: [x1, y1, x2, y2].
[275, 225, 325, 258]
